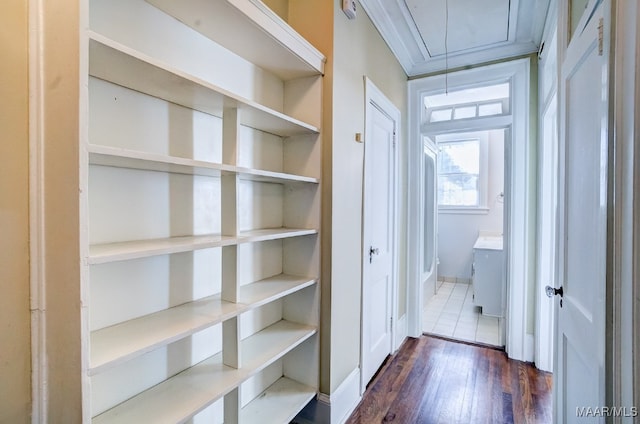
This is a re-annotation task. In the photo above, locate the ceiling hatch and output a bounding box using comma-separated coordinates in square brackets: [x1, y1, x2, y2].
[360, 0, 550, 76]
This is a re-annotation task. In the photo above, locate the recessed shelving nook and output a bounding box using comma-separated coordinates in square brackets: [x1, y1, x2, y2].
[82, 0, 324, 422]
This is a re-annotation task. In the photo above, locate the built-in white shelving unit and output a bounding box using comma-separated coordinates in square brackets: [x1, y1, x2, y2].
[82, 0, 323, 421]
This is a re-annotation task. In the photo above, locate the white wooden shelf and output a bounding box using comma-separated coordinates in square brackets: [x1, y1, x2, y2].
[88, 234, 236, 265]
[89, 274, 316, 375]
[236, 167, 318, 184]
[239, 320, 316, 373]
[238, 228, 317, 243]
[89, 294, 243, 376]
[88, 144, 319, 184]
[240, 377, 316, 424]
[89, 230, 316, 265]
[145, 0, 325, 80]
[238, 274, 317, 310]
[92, 320, 316, 424]
[88, 144, 233, 177]
[88, 32, 320, 137]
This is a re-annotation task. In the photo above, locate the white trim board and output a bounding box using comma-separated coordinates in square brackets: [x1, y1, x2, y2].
[407, 59, 534, 362]
[299, 368, 361, 424]
[394, 314, 408, 352]
[29, 0, 47, 419]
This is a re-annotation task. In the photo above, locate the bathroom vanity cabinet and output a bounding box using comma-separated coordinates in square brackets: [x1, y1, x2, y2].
[472, 235, 504, 317]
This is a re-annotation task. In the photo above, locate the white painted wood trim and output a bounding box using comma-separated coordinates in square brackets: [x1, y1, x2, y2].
[316, 368, 362, 424]
[534, 19, 558, 373]
[361, 77, 402, 393]
[610, 0, 639, 415]
[145, 0, 325, 79]
[505, 58, 533, 362]
[407, 59, 533, 361]
[394, 314, 408, 351]
[29, 0, 47, 420]
[406, 77, 422, 338]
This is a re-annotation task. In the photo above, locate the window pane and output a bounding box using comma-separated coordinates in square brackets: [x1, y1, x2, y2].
[478, 102, 503, 116]
[453, 106, 476, 120]
[437, 139, 481, 207]
[438, 140, 479, 174]
[430, 108, 452, 122]
[438, 174, 479, 206]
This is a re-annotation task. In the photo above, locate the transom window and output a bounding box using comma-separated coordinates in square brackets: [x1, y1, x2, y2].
[425, 82, 510, 123]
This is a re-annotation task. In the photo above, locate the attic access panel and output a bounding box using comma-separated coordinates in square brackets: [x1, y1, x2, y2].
[405, 0, 511, 57]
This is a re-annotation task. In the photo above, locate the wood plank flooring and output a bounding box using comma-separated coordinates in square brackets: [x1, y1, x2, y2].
[346, 336, 552, 424]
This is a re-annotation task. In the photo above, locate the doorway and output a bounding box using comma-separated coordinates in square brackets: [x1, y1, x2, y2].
[423, 129, 506, 347]
[407, 59, 534, 363]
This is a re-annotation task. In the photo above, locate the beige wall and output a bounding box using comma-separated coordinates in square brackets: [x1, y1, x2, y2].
[262, 0, 289, 21]
[41, 1, 83, 420]
[0, 0, 32, 421]
[329, 2, 407, 392]
[281, 0, 408, 395]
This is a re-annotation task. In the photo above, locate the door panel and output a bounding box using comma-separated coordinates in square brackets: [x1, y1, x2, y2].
[556, 0, 608, 421]
[362, 99, 396, 386]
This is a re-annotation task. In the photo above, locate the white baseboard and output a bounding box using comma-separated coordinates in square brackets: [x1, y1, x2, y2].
[525, 333, 535, 362]
[311, 368, 361, 423]
[394, 314, 407, 351]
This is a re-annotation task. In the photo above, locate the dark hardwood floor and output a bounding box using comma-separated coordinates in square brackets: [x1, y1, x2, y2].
[346, 335, 552, 424]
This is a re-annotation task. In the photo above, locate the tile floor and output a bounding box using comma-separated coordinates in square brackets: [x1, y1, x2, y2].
[423, 281, 502, 346]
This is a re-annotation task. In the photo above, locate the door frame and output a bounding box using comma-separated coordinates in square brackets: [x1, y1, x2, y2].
[535, 11, 559, 373]
[360, 77, 401, 393]
[607, 0, 640, 413]
[407, 59, 534, 362]
[420, 137, 438, 305]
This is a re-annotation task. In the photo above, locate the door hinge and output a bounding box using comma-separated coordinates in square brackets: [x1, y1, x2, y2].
[393, 130, 396, 148]
[598, 18, 604, 56]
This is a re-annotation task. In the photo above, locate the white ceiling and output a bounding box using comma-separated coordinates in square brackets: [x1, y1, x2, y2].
[359, 0, 551, 77]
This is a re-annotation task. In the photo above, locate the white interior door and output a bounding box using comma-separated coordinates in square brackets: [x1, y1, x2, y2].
[362, 85, 397, 388]
[555, 0, 609, 420]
